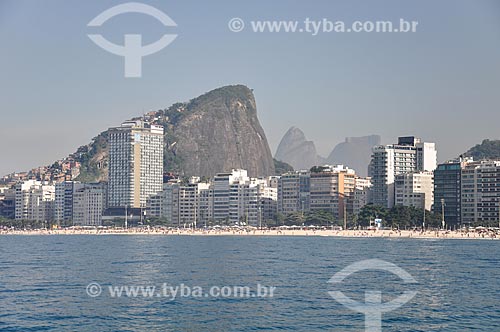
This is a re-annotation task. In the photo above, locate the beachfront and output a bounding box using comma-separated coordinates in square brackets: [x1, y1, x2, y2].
[1, 227, 498, 240]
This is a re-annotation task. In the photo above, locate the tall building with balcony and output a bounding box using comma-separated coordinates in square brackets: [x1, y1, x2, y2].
[212, 169, 249, 222]
[162, 181, 180, 226]
[55, 181, 84, 225]
[107, 121, 164, 209]
[15, 180, 55, 223]
[159, 178, 211, 227]
[277, 170, 310, 215]
[0, 187, 15, 219]
[461, 160, 500, 225]
[309, 165, 356, 220]
[395, 171, 434, 210]
[370, 136, 437, 208]
[72, 183, 107, 226]
[178, 179, 211, 227]
[353, 177, 372, 215]
[228, 177, 276, 226]
[260, 177, 279, 222]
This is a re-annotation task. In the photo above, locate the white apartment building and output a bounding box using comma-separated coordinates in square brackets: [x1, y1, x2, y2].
[461, 160, 500, 225]
[158, 171, 277, 227]
[226, 175, 278, 226]
[178, 181, 211, 227]
[108, 120, 164, 209]
[371, 136, 437, 208]
[260, 177, 278, 222]
[226, 176, 277, 226]
[15, 180, 55, 223]
[55, 181, 84, 224]
[73, 183, 107, 226]
[212, 169, 249, 222]
[353, 177, 372, 215]
[395, 171, 434, 210]
[159, 179, 211, 227]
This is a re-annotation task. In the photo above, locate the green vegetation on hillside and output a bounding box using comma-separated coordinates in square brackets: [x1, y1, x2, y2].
[274, 158, 294, 175]
[45, 85, 274, 182]
[74, 132, 108, 182]
[465, 139, 500, 160]
[186, 85, 252, 112]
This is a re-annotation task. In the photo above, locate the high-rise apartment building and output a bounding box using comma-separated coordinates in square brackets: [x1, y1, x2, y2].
[277, 170, 310, 215]
[55, 181, 84, 224]
[371, 136, 437, 208]
[212, 169, 249, 222]
[395, 171, 434, 210]
[108, 121, 164, 208]
[158, 171, 277, 227]
[146, 193, 163, 218]
[0, 187, 15, 219]
[353, 177, 372, 215]
[309, 165, 356, 220]
[461, 160, 500, 225]
[15, 180, 55, 223]
[260, 177, 279, 222]
[72, 183, 107, 226]
[162, 181, 180, 225]
[159, 178, 211, 227]
[433, 159, 470, 226]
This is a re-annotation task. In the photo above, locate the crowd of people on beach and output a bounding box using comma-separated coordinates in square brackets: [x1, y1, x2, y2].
[1, 225, 499, 239]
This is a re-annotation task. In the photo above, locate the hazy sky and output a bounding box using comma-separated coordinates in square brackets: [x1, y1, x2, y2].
[1, 0, 500, 176]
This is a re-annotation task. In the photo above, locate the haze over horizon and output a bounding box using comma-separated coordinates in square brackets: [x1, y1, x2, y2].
[1, 0, 500, 176]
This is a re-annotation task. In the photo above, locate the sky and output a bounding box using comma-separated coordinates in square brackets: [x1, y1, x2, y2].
[1, 0, 500, 176]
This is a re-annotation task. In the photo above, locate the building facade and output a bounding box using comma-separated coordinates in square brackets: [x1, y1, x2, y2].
[395, 171, 434, 210]
[0, 187, 15, 219]
[159, 179, 212, 227]
[309, 165, 356, 220]
[461, 160, 500, 225]
[158, 171, 277, 227]
[353, 177, 372, 216]
[108, 120, 164, 209]
[55, 181, 84, 225]
[15, 180, 55, 223]
[433, 159, 468, 226]
[277, 170, 310, 215]
[370, 136, 437, 208]
[72, 183, 107, 226]
[212, 170, 249, 222]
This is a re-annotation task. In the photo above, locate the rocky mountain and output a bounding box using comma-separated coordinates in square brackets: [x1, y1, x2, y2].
[273, 158, 294, 175]
[464, 139, 500, 160]
[326, 135, 381, 177]
[274, 127, 325, 170]
[74, 85, 275, 181]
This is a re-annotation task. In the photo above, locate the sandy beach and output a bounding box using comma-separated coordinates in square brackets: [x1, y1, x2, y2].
[1, 227, 499, 240]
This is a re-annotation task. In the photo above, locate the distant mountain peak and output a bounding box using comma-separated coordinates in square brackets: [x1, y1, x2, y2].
[327, 134, 381, 176]
[275, 126, 324, 170]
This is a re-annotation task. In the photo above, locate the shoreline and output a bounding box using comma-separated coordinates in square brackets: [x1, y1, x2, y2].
[1, 228, 498, 240]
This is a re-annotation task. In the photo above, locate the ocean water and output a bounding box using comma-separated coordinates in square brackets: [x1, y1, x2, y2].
[0, 235, 499, 331]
